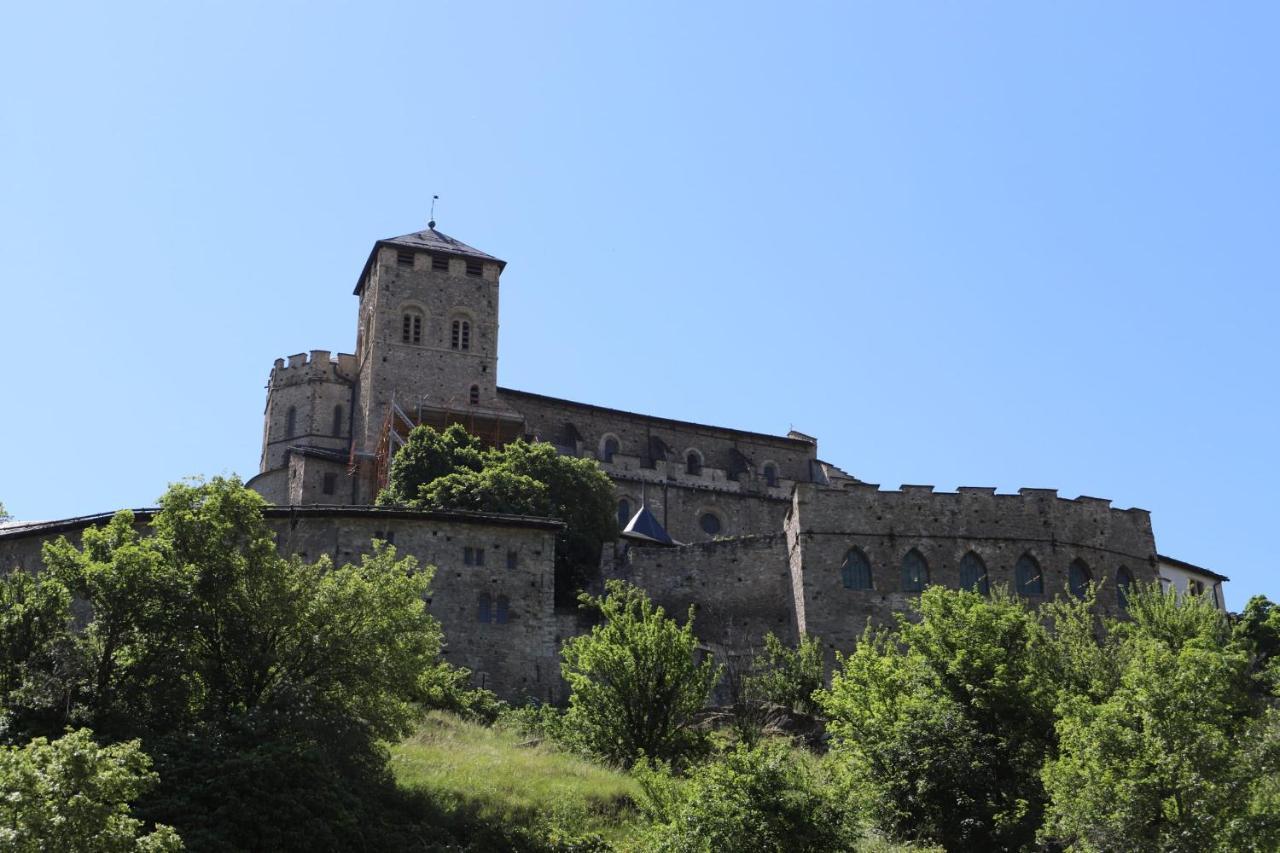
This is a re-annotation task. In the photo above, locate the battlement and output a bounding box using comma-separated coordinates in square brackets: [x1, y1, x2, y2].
[269, 350, 358, 386]
[834, 481, 1149, 519]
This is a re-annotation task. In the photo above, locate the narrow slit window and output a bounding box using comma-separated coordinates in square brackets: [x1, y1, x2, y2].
[460, 321, 471, 350]
[432, 255, 449, 272]
[469, 385, 480, 405]
[396, 249, 415, 268]
[332, 405, 344, 437]
[465, 259, 482, 277]
[285, 406, 297, 439]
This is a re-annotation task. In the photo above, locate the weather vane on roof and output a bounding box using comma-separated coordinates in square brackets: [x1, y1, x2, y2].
[428, 194, 439, 229]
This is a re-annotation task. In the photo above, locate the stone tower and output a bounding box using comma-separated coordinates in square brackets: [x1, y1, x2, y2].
[350, 225, 524, 460]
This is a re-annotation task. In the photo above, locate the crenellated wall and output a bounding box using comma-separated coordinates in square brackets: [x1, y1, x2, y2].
[260, 350, 357, 472]
[786, 482, 1160, 654]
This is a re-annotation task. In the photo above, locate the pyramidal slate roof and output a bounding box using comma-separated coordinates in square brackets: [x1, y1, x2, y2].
[355, 225, 505, 294]
[621, 504, 677, 546]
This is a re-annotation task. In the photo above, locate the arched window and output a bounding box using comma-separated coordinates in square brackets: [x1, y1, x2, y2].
[285, 406, 297, 439]
[617, 499, 632, 529]
[841, 548, 872, 590]
[1015, 554, 1043, 596]
[901, 549, 928, 593]
[959, 551, 989, 595]
[1069, 559, 1092, 599]
[601, 436, 620, 463]
[478, 592, 492, 623]
[686, 450, 703, 476]
[451, 318, 471, 351]
[331, 405, 344, 437]
[401, 310, 423, 344]
[699, 512, 722, 536]
[469, 385, 480, 405]
[495, 595, 509, 624]
[1116, 566, 1134, 610]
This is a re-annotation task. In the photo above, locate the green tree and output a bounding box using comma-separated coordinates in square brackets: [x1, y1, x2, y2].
[745, 632, 825, 715]
[0, 569, 74, 732]
[561, 581, 720, 767]
[0, 728, 182, 852]
[1237, 595, 1280, 693]
[1040, 585, 1279, 852]
[635, 739, 853, 853]
[0, 501, 9, 521]
[382, 426, 617, 606]
[819, 586, 1058, 851]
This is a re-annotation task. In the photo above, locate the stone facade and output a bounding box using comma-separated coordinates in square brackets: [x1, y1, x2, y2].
[0, 223, 1214, 701]
[0, 507, 563, 703]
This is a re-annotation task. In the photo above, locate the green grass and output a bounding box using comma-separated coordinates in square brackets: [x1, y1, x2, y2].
[390, 711, 649, 849]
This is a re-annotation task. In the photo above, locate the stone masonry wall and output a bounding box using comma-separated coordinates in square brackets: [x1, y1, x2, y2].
[786, 482, 1161, 657]
[261, 350, 356, 472]
[0, 508, 562, 703]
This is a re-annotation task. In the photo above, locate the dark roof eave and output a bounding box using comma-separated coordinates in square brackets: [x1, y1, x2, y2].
[1157, 553, 1231, 582]
[0, 505, 564, 542]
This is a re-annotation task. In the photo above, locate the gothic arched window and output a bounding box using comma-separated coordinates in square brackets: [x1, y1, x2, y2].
[1116, 566, 1134, 610]
[901, 549, 928, 593]
[601, 436, 620, 463]
[841, 548, 872, 590]
[285, 406, 297, 439]
[959, 551, 989, 595]
[1016, 554, 1043, 596]
[1069, 559, 1092, 599]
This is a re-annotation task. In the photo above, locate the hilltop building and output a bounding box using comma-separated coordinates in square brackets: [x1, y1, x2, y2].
[0, 224, 1228, 699]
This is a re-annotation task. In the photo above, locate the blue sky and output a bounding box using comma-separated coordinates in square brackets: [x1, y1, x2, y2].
[2, 2, 1276, 608]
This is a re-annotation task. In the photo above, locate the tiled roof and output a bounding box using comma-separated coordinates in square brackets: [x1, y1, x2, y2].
[381, 227, 504, 264]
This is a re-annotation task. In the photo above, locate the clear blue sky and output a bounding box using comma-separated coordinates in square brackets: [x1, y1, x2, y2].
[2, 3, 1276, 608]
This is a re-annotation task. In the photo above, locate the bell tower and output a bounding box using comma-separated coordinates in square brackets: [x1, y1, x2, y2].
[350, 224, 524, 466]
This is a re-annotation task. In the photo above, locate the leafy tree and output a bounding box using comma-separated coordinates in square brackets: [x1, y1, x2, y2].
[635, 739, 853, 853]
[1040, 584, 1279, 852]
[745, 632, 825, 715]
[819, 586, 1058, 851]
[381, 426, 617, 606]
[0, 568, 75, 735]
[0, 500, 9, 521]
[0, 728, 182, 852]
[1237, 595, 1280, 692]
[561, 581, 720, 767]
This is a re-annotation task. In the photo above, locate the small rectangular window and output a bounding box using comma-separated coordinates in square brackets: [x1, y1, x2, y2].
[506, 550, 518, 569]
[475, 547, 484, 566]
[465, 259, 482, 277]
[464, 547, 474, 566]
[322, 472, 337, 495]
[432, 255, 449, 272]
[396, 249, 415, 268]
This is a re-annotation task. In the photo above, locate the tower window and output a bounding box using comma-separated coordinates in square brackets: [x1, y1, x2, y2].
[763, 463, 778, 487]
[465, 259, 482, 277]
[686, 450, 703, 476]
[402, 311, 423, 345]
[432, 255, 449, 272]
[1069, 559, 1092, 599]
[322, 472, 337, 495]
[601, 436, 620, 463]
[451, 319, 472, 351]
[285, 406, 297, 439]
[332, 405, 344, 437]
[469, 385, 480, 405]
[396, 249, 415, 268]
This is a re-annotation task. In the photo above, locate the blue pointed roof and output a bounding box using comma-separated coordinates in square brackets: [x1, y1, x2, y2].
[622, 504, 676, 546]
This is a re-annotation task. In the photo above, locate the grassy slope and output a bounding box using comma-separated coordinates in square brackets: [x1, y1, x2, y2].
[390, 711, 648, 848]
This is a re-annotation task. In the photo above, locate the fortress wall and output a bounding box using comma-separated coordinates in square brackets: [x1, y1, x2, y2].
[610, 535, 796, 658]
[788, 483, 1160, 654]
[500, 388, 819, 490]
[609, 478, 792, 545]
[0, 508, 562, 703]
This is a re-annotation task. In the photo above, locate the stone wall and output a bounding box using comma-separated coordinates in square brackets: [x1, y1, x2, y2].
[260, 350, 357, 472]
[0, 507, 563, 703]
[787, 482, 1161, 655]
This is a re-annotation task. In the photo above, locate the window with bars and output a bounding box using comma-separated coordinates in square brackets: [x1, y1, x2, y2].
[451, 319, 471, 351]
[402, 312, 423, 345]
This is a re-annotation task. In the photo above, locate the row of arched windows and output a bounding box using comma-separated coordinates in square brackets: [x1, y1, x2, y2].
[598, 435, 779, 484]
[838, 547, 1135, 606]
[282, 404, 345, 440]
[399, 309, 472, 352]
